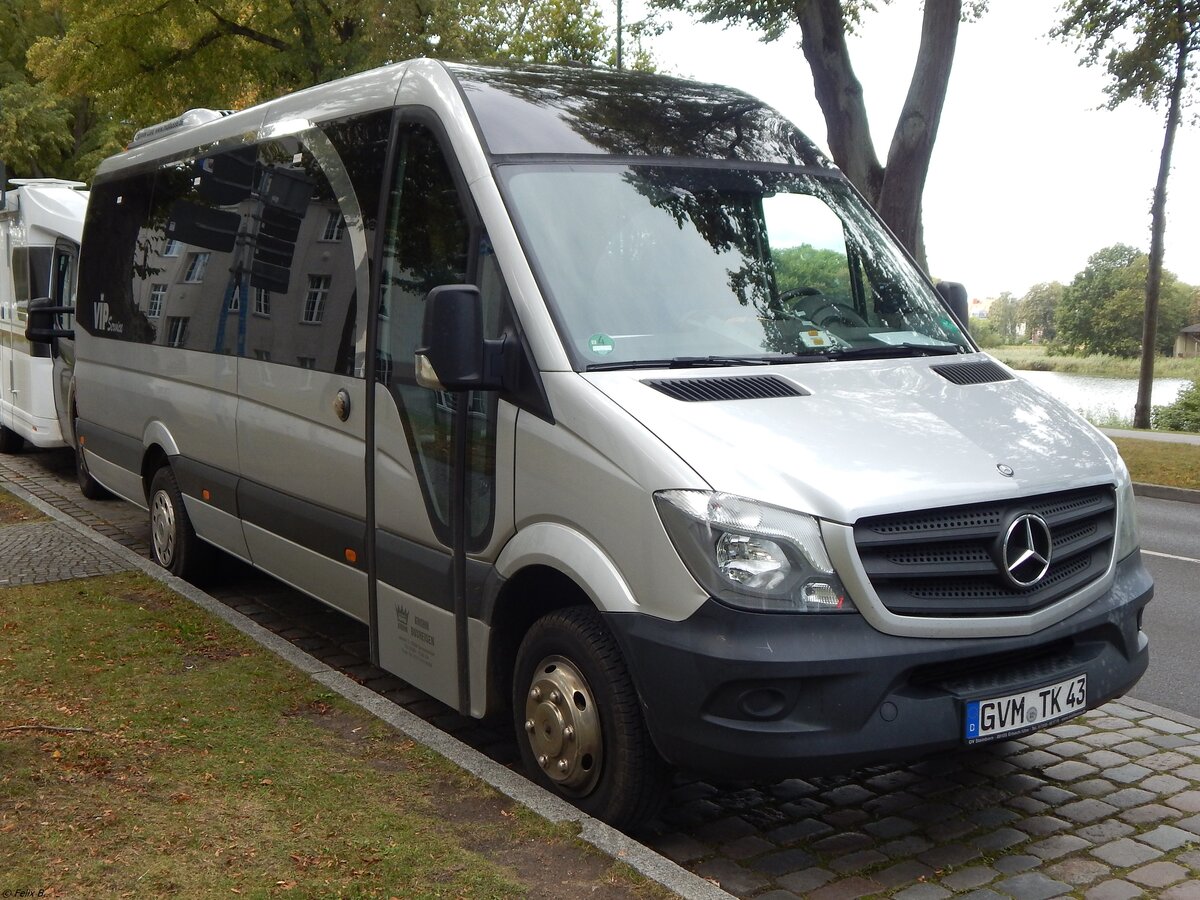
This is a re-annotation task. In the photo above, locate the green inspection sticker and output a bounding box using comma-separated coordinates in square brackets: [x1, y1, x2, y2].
[589, 333, 615, 356]
[940, 317, 961, 333]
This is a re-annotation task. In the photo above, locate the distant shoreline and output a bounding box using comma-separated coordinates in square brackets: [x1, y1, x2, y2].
[987, 345, 1200, 381]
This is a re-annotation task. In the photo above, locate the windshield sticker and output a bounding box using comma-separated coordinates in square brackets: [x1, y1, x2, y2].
[588, 333, 615, 356]
[940, 317, 961, 334]
[798, 328, 831, 349]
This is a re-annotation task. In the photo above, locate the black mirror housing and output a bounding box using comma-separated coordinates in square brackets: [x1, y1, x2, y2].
[935, 281, 970, 333]
[24, 296, 74, 343]
[415, 285, 508, 392]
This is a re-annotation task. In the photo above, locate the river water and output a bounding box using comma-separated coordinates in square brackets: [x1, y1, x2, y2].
[1014, 369, 1190, 423]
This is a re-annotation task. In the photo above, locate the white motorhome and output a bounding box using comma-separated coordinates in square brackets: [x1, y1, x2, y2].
[0, 176, 86, 452]
[43, 61, 1152, 828]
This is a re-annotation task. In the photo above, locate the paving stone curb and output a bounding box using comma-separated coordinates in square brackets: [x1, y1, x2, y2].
[0, 475, 730, 900]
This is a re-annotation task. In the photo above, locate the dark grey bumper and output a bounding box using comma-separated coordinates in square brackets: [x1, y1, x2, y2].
[608, 552, 1152, 781]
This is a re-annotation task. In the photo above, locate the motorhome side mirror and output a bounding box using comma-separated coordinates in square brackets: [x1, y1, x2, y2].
[935, 281, 970, 333]
[24, 296, 75, 343]
[415, 285, 508, 392]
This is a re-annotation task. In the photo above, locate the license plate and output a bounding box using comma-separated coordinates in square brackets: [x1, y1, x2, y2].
[964, 674, 1087, 744]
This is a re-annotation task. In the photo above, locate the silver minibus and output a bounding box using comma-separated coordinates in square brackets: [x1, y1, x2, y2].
[38, 60, 1152, 828]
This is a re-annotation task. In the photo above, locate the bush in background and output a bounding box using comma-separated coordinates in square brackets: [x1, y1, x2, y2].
[1152, 380, 1200, 432]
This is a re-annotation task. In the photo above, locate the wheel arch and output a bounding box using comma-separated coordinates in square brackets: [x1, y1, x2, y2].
[483, 523, 641, 719]
[139, 421, 180, 501]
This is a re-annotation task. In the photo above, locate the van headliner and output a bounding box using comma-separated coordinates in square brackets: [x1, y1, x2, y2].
[447, 63, 838, 166]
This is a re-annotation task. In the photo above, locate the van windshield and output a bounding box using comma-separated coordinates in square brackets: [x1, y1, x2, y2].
[500, 164, 972, 369]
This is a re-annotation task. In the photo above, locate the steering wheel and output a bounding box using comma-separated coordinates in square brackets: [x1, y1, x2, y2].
[780, 288, 868, 328]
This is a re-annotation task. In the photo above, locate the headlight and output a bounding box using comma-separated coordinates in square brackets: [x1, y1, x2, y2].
[1114, 465, 1139, 560]
[655, 490, 856, 613]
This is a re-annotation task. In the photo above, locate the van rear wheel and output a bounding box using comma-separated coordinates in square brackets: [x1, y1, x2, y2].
[512, 606, 668, 829]
[149, 466, 209, 580]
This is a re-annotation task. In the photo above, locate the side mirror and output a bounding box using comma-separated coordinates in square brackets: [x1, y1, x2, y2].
[415, 285, 508, 392]
[24, 296, 75, 343]
[935, 281, 969, 333]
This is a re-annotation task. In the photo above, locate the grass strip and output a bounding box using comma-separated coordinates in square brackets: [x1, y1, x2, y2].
[0, 572, 662, 899]
[990, 345, 1200, 380]
[0, 490, 47, 526]
[1112, 438, 1200, 492]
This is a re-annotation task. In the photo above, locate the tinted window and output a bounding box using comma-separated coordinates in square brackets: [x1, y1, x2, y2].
[377, 124, 500, 548]
[80, 131, 374, 375]
[452, 64, 833, 166]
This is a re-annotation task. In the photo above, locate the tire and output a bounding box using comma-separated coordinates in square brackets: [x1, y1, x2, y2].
[74, 423, 110, 500]
[148, 466, 209, 580]
[513, 606, 669, 829]
[0, 426, 24, 454]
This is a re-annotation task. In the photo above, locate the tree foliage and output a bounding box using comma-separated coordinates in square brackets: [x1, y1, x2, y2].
[772, 244, 852, 301]
[1054, 244, 1192, 358]
[650, 0, 985, 271]
[986, 292, 1020, 343]
[1018, 281, 1063, 342]
[6, 0, 611, 179]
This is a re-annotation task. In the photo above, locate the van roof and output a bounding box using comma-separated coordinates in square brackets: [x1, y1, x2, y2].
[103, 60, 835, 173]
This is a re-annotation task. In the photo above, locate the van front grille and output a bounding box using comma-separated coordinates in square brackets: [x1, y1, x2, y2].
[853, 486, 1115, 617]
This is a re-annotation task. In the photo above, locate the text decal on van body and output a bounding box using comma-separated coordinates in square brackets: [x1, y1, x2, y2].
[94, 297, 124, 335]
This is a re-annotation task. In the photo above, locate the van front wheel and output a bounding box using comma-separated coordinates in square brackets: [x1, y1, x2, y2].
[149, 467, 208, 580]
[512, 606, 668, 829]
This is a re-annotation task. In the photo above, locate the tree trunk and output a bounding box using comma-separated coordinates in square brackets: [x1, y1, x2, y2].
[1133, 26, 1188, 429]
[875, 0, 961, 273]
[796, 0, 884, 204]
[797, 0, 961, 272]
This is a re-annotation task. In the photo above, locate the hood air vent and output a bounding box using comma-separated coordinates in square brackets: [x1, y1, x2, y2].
[931, 360, 1014, 386]
[644, 374, 808, 402]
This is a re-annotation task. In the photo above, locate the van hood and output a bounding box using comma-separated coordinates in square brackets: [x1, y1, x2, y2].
[582, 354, 1123, 524]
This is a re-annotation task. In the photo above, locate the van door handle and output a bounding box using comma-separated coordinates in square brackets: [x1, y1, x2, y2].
[333, 388, 352, 421]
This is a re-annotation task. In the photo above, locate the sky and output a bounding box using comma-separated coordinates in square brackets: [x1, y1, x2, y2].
[624, 1, 1200, 302]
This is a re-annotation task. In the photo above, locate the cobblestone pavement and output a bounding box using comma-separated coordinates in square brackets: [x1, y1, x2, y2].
[3, 447, 1199, 899]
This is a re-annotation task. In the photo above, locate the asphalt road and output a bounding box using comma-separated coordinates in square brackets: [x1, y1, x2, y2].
[1127, 494, 1200, 719]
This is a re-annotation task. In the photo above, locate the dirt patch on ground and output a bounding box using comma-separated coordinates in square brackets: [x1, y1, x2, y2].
[437, 788, 669, 898]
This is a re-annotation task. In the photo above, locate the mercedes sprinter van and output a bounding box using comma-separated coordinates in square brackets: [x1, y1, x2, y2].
[46, 61, 1152, 827]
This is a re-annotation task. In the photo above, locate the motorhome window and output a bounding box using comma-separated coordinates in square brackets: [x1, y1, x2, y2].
[26, 247, 53, 301]
[10, 248, 31, 303]
[377, 124, 499, 549]
[500, 164, 972, 368]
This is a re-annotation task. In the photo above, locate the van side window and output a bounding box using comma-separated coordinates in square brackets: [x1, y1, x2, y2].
[81, 137, 365, 375]
[77, 171, 158, 342]
[377, 123, 499, 548]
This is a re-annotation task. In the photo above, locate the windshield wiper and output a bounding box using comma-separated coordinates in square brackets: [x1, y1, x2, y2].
[821, 343, 966, 361]
[586, 355, 828, 372]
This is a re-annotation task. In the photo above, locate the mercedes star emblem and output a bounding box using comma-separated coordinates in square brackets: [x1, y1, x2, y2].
[1001, 513, 1053, 589]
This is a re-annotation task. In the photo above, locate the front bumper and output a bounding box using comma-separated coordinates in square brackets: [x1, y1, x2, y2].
[607, 552, 1152, 781]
